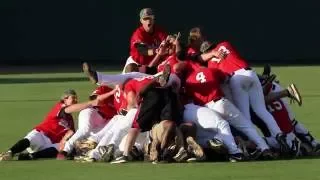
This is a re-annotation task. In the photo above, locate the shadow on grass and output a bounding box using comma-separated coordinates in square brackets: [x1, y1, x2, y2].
[0, 77, 89, 84]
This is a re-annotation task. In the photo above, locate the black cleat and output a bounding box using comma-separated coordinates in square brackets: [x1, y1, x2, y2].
[82, 62, 98, 84]
[276, 133, 291, 154]
[229, 153, 245, 162]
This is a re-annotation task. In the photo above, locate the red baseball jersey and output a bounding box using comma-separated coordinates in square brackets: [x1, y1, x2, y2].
[157, 54, 179, 73]
[130, 25, 167, 65]
[35, 102, 75, 143]
[124, 76, 155, 95]
[185, 67, 226, 105]
[91, 85, 117, 120]
[207, 41, 249, 75]
[113, 86, 127, 114]
[264, 83, 293, 134]
[266, 99, 293, 134]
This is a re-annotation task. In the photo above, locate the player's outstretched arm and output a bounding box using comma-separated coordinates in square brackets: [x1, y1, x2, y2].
[64, 100, 98, 114]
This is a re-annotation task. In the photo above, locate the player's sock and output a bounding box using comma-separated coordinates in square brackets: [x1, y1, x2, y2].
[292, 119, 318, 147]
[32, 147, 58, 159]
[10, 138, 30, 155]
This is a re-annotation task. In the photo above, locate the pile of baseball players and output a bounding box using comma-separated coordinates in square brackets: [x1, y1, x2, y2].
[1, 8, 319, 164]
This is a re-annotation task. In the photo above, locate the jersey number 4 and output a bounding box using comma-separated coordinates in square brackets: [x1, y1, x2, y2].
[196, 72, 207, 83]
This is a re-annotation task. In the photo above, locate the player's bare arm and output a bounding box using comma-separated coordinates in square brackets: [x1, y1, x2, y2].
[58, 129, 75, 152]
[148, 40, 169, 67]
[126, 91, 138, 110]
[96, 88, 117, 102]
[64, 100, 99, 114]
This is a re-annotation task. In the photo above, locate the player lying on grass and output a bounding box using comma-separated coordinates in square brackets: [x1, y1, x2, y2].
[57, 86, 117, 160]
[0, 90, 101, 161]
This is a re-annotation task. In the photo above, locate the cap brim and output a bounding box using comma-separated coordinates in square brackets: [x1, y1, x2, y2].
[141, 15, 155, 19]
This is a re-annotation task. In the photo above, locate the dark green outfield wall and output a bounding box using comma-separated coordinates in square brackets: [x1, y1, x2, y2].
[1, 0, 320, 65]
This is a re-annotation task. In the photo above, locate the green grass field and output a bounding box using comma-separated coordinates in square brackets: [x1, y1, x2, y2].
[1, 66, 320, 180]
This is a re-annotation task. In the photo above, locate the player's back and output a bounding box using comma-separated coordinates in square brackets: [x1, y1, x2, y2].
[208, 41, 249, 74]
[35, 102, 74, 143]
[185, 67, 225, 105]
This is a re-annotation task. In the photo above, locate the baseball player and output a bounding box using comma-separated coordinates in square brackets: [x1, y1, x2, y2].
[198, 41, 290, 153]
[58, 86, 117, 159]
[124, 8, 167, 72]
[260, 66, 320, 155]
[0, 90, 98, 161]
[111, 65, 181, 163]
[180, 63, 274, 160]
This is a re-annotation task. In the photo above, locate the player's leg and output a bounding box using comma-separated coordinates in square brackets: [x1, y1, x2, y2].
[229, 72, 251, 120]
[63, 108, 105, 154]
[83, 62, 147, 85]
[206, 98, 271, 157]
[0, 138, 31, 161]
[0, 129, 52, 161]
[86, 111, 137, 162]
[183, 103, 242, 159]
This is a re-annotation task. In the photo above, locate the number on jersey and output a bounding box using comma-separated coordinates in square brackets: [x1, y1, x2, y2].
[196, 72, 206, 83]
[267, 101, 283, 112]
[114, 86, 121, 103]
[211, 46, 230, 63]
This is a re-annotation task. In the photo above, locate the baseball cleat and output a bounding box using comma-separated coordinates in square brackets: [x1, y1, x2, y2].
[82, 62, 98, 84]
[100, 144, 115, 162]
[186, 136, 205, 160]
[0, 151, 13, 161]
[80, 156, 96, 163]
[287, 84, 302, 106]
[237, 137, 249, 158]
[110, 155, 129, 164]
[312, 144, 320, 155]
[229, 153, 245, 162]
[207, 138, 224, 152]
[173, 147, 188, 162]
[290, 138, 301, 157]
[262, 64, 271, 76]
[158, 64, 171, 87]
[17, 153, 34, 160]
[261, 149, 275, 160]
[276, 133, 291, 154]
[261, 74, 277, 87]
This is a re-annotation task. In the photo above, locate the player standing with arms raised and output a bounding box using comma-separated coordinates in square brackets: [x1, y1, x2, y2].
[124, 8, 167, 71]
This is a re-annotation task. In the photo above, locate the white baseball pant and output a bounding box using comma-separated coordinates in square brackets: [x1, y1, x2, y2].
[88, 109, 139, 160]
[183, 103, 241, 154]
[63, 108, 108, 153]
[205, 97, 270, 151]
[229, 68, 282, 137]
[25, 130, 58, 153]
